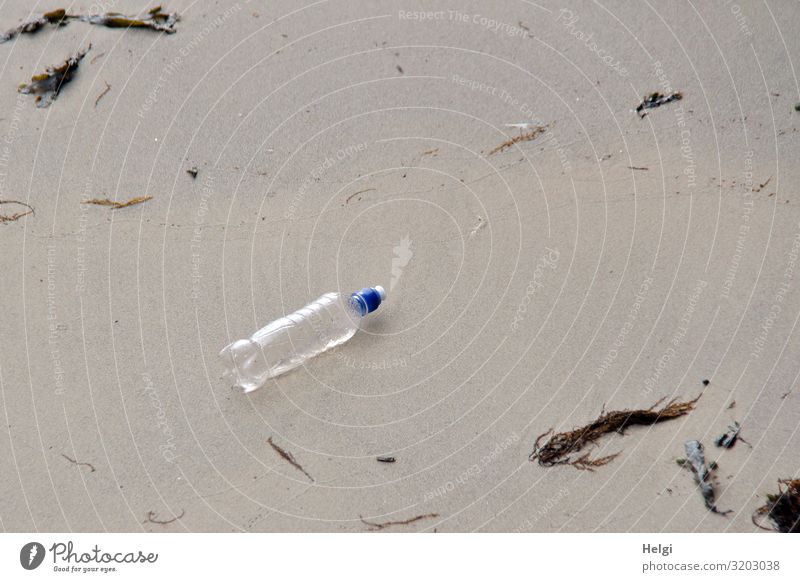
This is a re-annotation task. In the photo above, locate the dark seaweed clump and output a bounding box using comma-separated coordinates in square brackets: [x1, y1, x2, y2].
[753, 479, 800, 533]
[78, 6, 179, 33]
[0, 6, 178, 44]
[18, 45, 91, 108]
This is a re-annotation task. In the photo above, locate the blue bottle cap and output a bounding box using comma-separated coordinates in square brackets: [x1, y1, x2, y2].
[350, 286, 386, 316]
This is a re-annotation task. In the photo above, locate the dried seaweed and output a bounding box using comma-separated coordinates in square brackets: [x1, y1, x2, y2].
[267, 436, 314, 482]
[360, 512, 438, 530]
[78, 6, 179, 33]
[18, 45, 91, 108]
[0, 200, 34, 223]
[83, 196, 152, 209]
[636, 91, 683, 118]
[678, 440, 731, 515]
[143, 508, 185, 525]
[488, 124, 548, 156]
[529, 395, 700, 470]
[567, 451, 621, 471]
[0, 9, 68, 44]
[753, 479, 800, 533]
[1, 6, 178, 44]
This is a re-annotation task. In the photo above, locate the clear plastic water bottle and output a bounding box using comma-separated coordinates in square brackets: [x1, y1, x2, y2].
[220, 286, 386, 392]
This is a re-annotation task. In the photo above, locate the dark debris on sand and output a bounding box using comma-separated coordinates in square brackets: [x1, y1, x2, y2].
[636, 91, 683, 118]
[18, 45, 91, 108]
[678, 440, 731, 516]
[715, 422, 750, 449]
[753, 479, 800, 533]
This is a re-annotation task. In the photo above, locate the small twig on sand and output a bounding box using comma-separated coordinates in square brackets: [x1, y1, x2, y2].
[61, 453, 95, 473]
[94, 80, 111, 107]
[360, 512, 439, 530]
[267, 436, 314, 482]
[345, 188, 375, 204]
[143, 509, 185, 525]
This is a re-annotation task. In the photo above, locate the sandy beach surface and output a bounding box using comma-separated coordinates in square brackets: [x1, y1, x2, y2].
[0, 1, 798, 532]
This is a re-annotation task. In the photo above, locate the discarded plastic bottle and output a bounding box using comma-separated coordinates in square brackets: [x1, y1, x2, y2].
[220, 286, 386, 392]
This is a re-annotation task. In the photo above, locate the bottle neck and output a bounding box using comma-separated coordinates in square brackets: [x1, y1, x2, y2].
[349, 286, 384, 316]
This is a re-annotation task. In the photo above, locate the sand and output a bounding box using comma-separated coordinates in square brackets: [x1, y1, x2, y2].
[0, 0, 798, 532]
